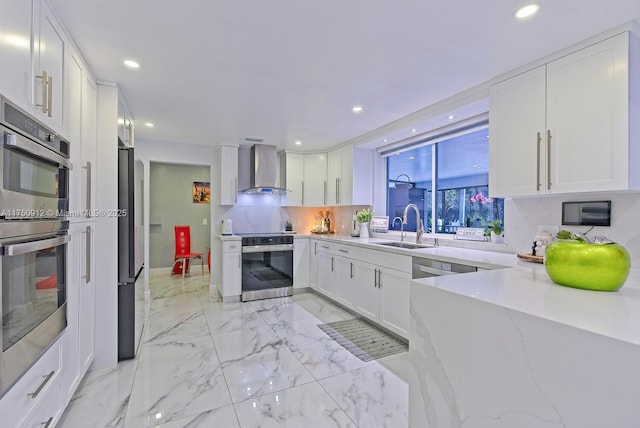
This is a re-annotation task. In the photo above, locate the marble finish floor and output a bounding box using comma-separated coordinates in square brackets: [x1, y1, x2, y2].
[58, 273, 408, 428]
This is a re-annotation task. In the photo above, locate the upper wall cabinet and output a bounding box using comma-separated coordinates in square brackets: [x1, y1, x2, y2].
[280, 152, 329, 206]
[0, 0, 34, 107]
[0, 0, 67, 133]
[117, 98, 134, 146]
[489, 31, 640, 197]
[219, 144, 239, 205]
[326, 143, 373, 206]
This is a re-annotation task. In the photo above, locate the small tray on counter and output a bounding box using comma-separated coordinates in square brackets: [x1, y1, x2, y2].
[516, 252, 544, 264]
[310, 230, 335, 234]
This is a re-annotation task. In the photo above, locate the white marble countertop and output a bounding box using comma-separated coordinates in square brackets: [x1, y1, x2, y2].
[297, 233, 640, 347]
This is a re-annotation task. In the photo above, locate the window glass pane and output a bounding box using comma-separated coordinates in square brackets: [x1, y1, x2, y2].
[386, 123, 504, 236]
[387, 146, 432, 232]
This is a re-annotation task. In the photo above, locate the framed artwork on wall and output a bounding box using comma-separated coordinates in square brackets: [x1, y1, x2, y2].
[193, 181, 211, 204]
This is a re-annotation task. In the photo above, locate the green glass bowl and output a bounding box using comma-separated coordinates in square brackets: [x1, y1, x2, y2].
[544, 240, 631, 292]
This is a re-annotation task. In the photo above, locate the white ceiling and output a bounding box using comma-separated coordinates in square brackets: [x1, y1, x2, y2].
[50, 0, 640, 152]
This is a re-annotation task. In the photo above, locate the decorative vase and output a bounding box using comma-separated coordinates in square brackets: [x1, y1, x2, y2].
[359, 222, 370, 238]
[490, 231, 503, 243]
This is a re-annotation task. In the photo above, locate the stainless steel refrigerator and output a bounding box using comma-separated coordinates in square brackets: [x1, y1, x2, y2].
[117, 145, 145, 360]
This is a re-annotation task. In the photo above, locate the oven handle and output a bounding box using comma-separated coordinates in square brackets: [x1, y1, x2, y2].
[1, 234, 70, 256]
[242, 244, 294, 253]
[3, 130, 72, 169]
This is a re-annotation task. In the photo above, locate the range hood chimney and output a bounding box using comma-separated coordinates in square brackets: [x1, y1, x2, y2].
[241, 143, 289, 194]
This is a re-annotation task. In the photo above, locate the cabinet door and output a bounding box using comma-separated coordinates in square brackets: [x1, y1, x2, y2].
[221, 250, 241, 297]
[546, 33, 630, 193]
[282, 152, 303, 206]
[339, 145, 354, 205]
[35, 0, 65, 129]
[219, 146, 238, 205]
[352, 261, 380, 323]
[81, 75, 97, 215]
[489, 66, 546, 197]
[327, 149, 341, 205]
[66, 50, 83, 214]
[378, 267, 411, 338]
[292, 238, 309, 288]
[303, 154, 327, 206]
[62, 223, 81, 399]
[317, 251, 336, 298]
[0, 0, 33, 108]
[78, 224, 95, 376]
[334, 256, 354, 308]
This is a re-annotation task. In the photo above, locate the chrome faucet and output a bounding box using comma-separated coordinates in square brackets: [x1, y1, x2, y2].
[403, 203, 424, 244]
[392, 216, 405, 242]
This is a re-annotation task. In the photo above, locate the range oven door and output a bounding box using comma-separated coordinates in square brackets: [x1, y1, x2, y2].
[241, 244, 294, 301]
[0, 222, 69, 397]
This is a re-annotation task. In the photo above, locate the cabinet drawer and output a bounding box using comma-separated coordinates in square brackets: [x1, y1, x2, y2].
[0, 339, 62, 428]
[358, 248, 411, 273]
[19, 382, 61, 428]
[222, 241, 241, 252]
[333, 243, 356, 258]
[316, 241, 334, 253]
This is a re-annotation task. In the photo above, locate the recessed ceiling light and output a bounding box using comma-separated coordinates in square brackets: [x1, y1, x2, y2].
[411, 129, 417, 133]
[144, 122, 154, 128]
[409, 156, 415, 160]
[514, 3, 540, 20]
[447, 115, 455, 120]
[124, 59, 140, 69]
[352, 106, 363, 113]
[295, 140, 302, 145]
[473, 164, 480, 169]
[383, 139, 388, 143]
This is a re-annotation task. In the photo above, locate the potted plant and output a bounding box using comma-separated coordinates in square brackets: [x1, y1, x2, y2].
[356, 208, 373, 238]
[484, 219, 503, 243]
[285, 220, 293, 232]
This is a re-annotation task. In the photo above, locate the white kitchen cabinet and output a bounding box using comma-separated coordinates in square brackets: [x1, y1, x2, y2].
[490, 31, 640, 197]
[334, 246, 356, 308]
[378, 267, 411, 337]
[352, 261, 380, 323]
[117, 97, 134, 146]
[280, 152, 304, 206]
[316, 243, 337, 298]
[326, 143, 373, 206]
[63, 222, 95, 401]
[220, 240, 241, 299]
[33, 0, 65, 130]
[293, 237, 309, 288]
[0, 336, 63, 428]
[219, 145, 239, 205]
[303, 153, 327, 206]
[0, 0, 34, 108]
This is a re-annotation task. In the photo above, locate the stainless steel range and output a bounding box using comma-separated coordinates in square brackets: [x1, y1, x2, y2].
[240, 234, 293, 302]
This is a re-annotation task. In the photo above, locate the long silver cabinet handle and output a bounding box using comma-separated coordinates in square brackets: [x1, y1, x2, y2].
[338, 249, 349, 254]
[36, 70, 48, 114]
[84, 226, 91, 283]
[323, 181, 327, 205]
[2, 234, 70, 256]
[536, 132, 541, 191]
[301, 181, 304, 205]
[83, 161, 92, 214]
[331, 256, 334, 272]
[47, 75, 53, 117]
[42, 416, 54, 428]
[377, 269, 382, 287]
[27, 370, 54, 398]
[547, 130, 552, 190]
[374, 269, 378, 287]
[350, 262, 353, 279]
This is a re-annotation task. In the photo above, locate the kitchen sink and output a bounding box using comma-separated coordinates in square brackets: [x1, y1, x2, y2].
[376, 241, 434, 250]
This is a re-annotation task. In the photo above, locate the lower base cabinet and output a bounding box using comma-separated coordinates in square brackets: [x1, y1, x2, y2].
[220, 240, 241, 299]
[378, 267, 411, 337]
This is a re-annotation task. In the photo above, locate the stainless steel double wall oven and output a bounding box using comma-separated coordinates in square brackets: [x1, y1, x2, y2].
[0, 95, 71, 397]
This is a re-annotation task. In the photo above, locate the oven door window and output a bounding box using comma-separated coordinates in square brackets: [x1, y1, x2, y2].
[1, 236, 66, 351]
[3, 147, 63, 198]
[242, 250, 293, 292]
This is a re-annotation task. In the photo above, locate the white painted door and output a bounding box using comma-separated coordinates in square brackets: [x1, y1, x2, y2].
[378, 267, 411, 338]
[317, 251, 336, 298]
[339, 144, 354, 205]
[334, 255, 354, 308]
[308, 240, 319, 290]
[282, 152, 303, 206]
[78, 224, 95, 376]
[327, 149, 341, 205]
[0, 0, 33, 108]
[303, 153, 327, 206]
[292, 238, 309, 288]
[489, 66, 546, 197]
[221, 245, 241, 297]
[352, 261, 380, 323]
[219, 145, 238, 205]
[546, 33, 630, 193]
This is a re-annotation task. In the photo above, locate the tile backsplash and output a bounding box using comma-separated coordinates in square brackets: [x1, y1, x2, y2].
[504, 193, 640, 262]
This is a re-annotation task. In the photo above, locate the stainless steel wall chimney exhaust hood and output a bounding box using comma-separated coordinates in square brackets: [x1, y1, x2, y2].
[241, 144, 289, 194]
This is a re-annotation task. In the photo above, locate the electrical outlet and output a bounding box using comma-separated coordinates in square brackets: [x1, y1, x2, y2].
[202, 218, 208, 225]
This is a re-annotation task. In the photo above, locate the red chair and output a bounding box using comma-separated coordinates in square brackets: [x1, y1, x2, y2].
[171, 226, 203, 278]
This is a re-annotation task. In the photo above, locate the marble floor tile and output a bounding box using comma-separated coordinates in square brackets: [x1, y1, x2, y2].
[201, 300, 268, 334]
[255, 300, 318, 325]
[156, 404, 240, 428]
[270, 317, 372, 380]
[222, 347, 315, 403]
[212, 325, 283, 363]
[123, 335, 231, 427]
[377, 352, 410, 382]
[292, 292, 358, 323]
[233, 382, 356, 428]
[319, 364, 409, 428]
[57, 359, 138, 428]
